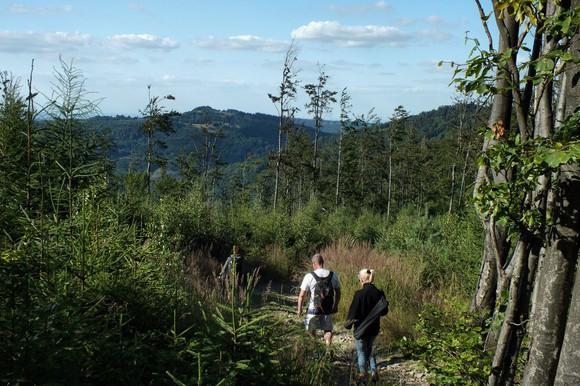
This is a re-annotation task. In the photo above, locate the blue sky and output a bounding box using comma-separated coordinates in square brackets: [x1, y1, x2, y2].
[1, 0, 487, 119]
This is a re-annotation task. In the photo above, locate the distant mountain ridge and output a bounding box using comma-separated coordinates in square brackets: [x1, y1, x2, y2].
[90, 104, 477, 174]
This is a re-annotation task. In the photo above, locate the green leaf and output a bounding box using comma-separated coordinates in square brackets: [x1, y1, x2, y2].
[543, 150, 571, 167]
[536, 57, 555, 73]
[561, 16, 572, 34]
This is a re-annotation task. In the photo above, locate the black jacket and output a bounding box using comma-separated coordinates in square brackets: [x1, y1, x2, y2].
[345, 283, 388, 338]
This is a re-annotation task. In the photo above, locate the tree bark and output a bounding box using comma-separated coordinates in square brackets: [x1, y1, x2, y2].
[335, 129, 342, 207]
[471, 3, 518, 314]
[555, 236, 580, 385]
[387, 138, 392, 221]
[523, 2, 578, 381]
[273, 108, 282, 210]
[459, 149, 469, 208]
[448, 163, 456, 214]
[523, 164, 579, 386]
[487, 236, 530, 386]
[554, 9, 580, 382]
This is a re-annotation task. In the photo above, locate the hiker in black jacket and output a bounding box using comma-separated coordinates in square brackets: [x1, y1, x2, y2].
[344, 269, 388, 382]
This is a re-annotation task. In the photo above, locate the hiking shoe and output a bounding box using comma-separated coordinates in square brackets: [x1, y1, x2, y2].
[355, 373, 367, 385]
[370, 372, 379, 382]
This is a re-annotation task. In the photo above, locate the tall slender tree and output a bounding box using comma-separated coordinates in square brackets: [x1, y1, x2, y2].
[304, 64, 337, 196]
[268, 42, 299, 210]
[386, 106, 408, 221]
[140, 85, 176, 195]
[335, 87, 351, 208]
[468, 0, 519, 315]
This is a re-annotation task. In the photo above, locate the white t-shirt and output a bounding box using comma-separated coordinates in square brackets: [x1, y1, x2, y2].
[300, 268, 340, 312]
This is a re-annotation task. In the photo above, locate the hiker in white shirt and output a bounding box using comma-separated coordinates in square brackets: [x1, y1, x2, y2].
[297, 253, 341, 345]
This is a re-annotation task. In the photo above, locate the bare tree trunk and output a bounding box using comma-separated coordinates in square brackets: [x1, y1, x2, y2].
[555, 226, 580, 385]
[26, 59, 34, 210]
[523, 165, 579, 386]
[387, 139, 392, 221]
[553, 12, 580, 382]
[312, 113, 320, 195]
[471, 4, 517, 314]
[146, 132, 152, 195]
[273, 106, 283, 210]
[449, 99, 467, 214]
[270, 44, 297, 210]
[448, 164, 456, 214]
[522, 2, 577, 382]
[298, 173, 303, 211]
[488, 236, 530, 386]
[458, 149, 469, 208]
[555, 263, 580, 385]
[335, 130, 342, 207]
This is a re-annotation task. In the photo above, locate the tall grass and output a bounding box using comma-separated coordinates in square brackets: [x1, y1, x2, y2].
[320, 238, 429, 343]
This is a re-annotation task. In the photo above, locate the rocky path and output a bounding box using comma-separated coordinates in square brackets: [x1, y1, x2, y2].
[329, 327, 429, 385]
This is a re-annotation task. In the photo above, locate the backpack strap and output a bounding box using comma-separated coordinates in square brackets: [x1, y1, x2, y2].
[310, 271, 333, 283]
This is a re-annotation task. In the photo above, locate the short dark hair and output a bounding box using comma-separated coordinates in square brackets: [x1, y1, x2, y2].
[311, 253, 324, 266]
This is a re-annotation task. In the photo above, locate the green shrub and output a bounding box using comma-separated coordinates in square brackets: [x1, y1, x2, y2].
[352, 210, 384, 243]
[402, 304, 491, 385]
[377, 211, 482, 294]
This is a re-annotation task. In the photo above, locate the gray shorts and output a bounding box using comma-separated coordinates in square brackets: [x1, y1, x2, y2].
[305, 313, 333, 333]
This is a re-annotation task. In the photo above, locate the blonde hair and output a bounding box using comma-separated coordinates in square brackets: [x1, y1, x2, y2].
[359, 268, 375, 284]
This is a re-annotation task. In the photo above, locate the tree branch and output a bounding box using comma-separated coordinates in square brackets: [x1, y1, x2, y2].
[475, 0, 494, 51]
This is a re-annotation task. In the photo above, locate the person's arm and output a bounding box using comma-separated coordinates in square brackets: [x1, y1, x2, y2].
[344, 292, 359, 329]
[297, 288, 306, 316]
[380, 291, 389, 316]
[333, 287, 341, 314]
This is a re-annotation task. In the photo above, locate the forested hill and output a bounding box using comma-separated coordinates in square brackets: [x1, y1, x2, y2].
[407, 103, 481, 138]
[90, 103, 479, 174]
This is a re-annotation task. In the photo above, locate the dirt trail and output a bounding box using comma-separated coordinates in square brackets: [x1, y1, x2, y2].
[260, 281, 430, 386]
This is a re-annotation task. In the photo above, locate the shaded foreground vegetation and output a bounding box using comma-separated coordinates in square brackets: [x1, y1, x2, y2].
[0, 185, 483, 384]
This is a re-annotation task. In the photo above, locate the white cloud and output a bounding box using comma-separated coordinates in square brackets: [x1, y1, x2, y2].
[193, 35, 289, 53]
[330, 59, 382, 70]
[8, 3, 73, 14]
[127, 2, 146, 12]
[184, 58, 216, 66]
[76, 55, 140, 65]
[398, 18, 417, 26]
[417, 29, 452, 42]
[291, 21, 410, 48]
[108, 34, 179, 50]
[402, 86, 423, 94]
[425, 15, 445, 25]
[329, 1, 391, 14]
[0, 31, 91, 53]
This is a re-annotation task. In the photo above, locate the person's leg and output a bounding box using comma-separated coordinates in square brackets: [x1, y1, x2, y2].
[322, 315, 333, 345]
[367, 336, 377, 378]
[323, 330, 333, 345]
[305, 314, 316, 336]
[355, 338, 367, 374]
